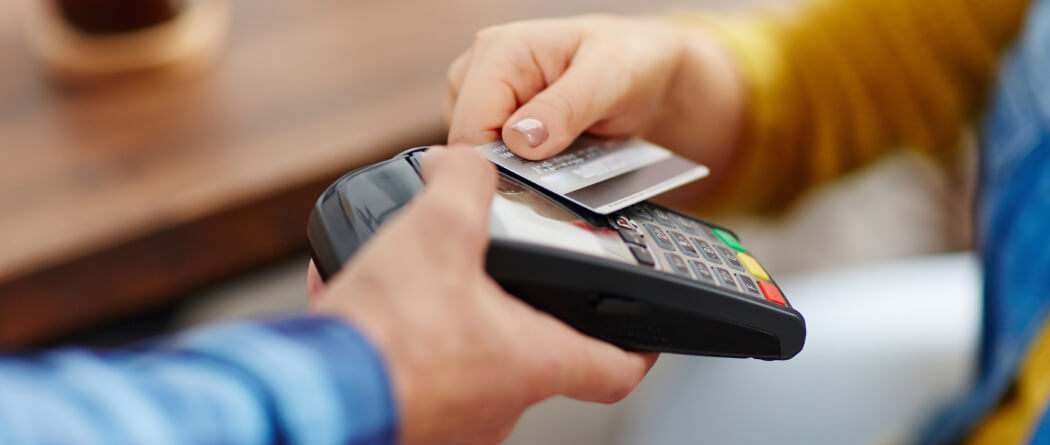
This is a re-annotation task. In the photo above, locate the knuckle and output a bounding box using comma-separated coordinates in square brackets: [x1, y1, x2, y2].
[535, 89, 577, 126]
[473, 21, 532, 51]
[472, 25, 505, 49]
[446, 53, 469, 88]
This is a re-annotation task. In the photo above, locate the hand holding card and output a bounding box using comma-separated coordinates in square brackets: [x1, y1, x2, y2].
[476, 137, 709, 214]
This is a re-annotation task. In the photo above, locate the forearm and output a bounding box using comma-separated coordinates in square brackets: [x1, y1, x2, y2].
[0, 315, 396, 445]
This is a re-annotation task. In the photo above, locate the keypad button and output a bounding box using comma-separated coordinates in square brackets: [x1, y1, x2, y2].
[758, 281, 787, 306]
[664, 252, 693, 278]
[644, 224, 676, 251]
[669, 231, 700, 258]
[718, 246, 746, 271]
[609, 216, 644, 245]
[691, 238, 722, 264]
[688, 260, 716, 284]
[698, 225, 719, 241]
[629, 244, 656, 267]
[628, 205, 654, 222]
[736, 274, 761, 296]
[714, 228, 746, 252]
[673, 214, 703, 235]
[618, 228, 644, 245]
[737, 252, 770, 280]
[651, 207, 677, 228]
[712, 266, 738, 290]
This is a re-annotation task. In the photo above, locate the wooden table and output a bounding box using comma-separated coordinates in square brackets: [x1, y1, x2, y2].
[0, 0, 743, 347]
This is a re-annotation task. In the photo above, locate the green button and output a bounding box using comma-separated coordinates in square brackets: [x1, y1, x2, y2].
[714, 228, 746, 252]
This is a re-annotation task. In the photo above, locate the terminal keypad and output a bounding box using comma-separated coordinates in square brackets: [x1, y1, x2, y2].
[610, 203, 788, 307]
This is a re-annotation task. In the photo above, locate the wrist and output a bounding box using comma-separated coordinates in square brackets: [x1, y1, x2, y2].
[646, 15, 747, 206]
[314, 294, 421, 443]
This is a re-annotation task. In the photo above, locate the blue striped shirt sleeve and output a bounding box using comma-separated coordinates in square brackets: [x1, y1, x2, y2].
[0, 314, 397, 445]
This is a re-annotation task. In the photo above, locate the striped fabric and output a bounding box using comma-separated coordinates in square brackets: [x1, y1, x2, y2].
[0, 314, 396, 445]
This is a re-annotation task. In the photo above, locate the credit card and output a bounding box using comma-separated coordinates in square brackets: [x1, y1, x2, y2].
[476, 137, 709, 214]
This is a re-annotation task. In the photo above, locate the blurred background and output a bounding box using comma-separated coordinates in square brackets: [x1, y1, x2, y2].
[0, 0, 979, 444]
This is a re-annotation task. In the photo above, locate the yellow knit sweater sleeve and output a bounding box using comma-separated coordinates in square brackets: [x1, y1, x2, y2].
[677, 0, 1031, 212]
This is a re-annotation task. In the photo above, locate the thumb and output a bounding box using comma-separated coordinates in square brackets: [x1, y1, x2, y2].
[419, 146, 498, 212]
[501, 45, 628, 160]
[410, 146, 498, 257]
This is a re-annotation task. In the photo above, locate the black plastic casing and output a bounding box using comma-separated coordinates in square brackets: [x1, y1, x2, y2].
[308, 148, 805, 360]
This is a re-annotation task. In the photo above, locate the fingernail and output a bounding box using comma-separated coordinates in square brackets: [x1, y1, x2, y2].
[509, 118, 548, 147]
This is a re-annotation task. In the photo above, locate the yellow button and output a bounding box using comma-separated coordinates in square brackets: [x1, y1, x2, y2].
[737, 253, 770, 280]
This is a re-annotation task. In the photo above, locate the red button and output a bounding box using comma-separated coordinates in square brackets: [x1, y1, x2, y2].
[758, 281, 786, 306]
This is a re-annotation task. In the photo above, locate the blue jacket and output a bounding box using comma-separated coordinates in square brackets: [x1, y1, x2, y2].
[921, 0, 1050, 443]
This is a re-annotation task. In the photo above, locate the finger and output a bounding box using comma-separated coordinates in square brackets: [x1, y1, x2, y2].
[502, 43, 629, 160]
[306, 260, 326, 307]
[407, 147, 498, 256]
[320, 148, 497, 299]
[554, 330, 658, 404]
[443, 51, 472, 125]
[419, 145, 498, 209]
[442, 88, 456, 127]
[447, 26, 570, 147]
[484, 278, 657, 405]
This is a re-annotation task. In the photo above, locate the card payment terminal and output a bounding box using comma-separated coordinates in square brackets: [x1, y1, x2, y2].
[308, 148, 805, 360]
